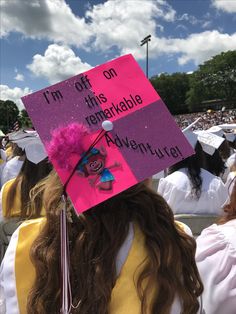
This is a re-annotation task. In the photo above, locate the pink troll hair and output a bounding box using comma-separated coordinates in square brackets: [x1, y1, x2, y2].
[47, 123, 89, 170]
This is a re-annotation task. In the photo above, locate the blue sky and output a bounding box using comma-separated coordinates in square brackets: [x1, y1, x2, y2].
[1, 0, 236, 109]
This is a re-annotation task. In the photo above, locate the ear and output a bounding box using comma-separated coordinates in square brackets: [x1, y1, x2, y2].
[99, 146, 107, 156]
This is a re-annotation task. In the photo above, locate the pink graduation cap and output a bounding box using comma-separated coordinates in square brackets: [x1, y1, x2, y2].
[21, 54, 194, 214]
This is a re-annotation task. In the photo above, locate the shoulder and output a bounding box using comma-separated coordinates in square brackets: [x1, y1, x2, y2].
[197, 220, 236, 252]
[17, 217, 46, 239]
[5, 217, 46, 255]
[201, 168, 223, 183]
[158, 169, 189, 190]
[161, 169, 188, 182]
[1, 178, 17, 204]
[2, 178, 16, 190]
[175, 220, 193, 236]
[201, 169, 227, 190]
[196, 220, 236, 313]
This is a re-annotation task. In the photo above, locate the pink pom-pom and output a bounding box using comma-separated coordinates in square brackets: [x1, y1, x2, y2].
[47, 123, 89, 169]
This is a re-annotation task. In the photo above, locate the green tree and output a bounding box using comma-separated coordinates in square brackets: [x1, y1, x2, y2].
[0, 100, 19, 133]
[150, 72, 190, 114]
[18, 109, 33, 129]
[186, 50, 236, 110]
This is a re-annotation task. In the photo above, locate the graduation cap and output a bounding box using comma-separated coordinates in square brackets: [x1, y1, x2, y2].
[21, 54, 194, 214]
[206, 126, 224, 137]
[217, 124, 236, 143]
[10, 130, 47, 164]
[195, 130, 225, 156]
[21, 54, 196, 313]
[182, 118, 200, 148]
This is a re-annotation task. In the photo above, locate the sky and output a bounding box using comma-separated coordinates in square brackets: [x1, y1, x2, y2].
[0, 0, 236, 110]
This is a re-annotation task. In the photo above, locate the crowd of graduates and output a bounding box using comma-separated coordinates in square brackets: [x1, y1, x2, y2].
[0, 118, 236, 313]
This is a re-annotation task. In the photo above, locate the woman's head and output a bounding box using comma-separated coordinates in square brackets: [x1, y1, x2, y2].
[28, 170, 203, 314]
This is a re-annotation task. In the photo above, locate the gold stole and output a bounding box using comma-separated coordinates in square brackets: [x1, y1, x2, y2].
[15, 220, 186, 313]
[2, 179, 21, 217]
[15, 218, 46, 313]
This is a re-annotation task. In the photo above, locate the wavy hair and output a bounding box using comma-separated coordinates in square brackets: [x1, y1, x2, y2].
[202, 148, 226, 177]
[27, 171, 203, 314]
[5, 158, 52, 218]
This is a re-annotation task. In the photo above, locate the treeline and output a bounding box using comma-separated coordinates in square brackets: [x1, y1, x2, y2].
[150, 50, 236, 114]
[0, 100, 32, 134]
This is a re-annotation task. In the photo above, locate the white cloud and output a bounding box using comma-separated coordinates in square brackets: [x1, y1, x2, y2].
[14, 73, 24, 81]
[0, 0, 175, 55]
[0, 85, 32, 110]
[0, 0, 91, 47]
[85, 0, 176, 59]
[1, 0, 235, 74]
[156, 24, 164, 32]
[212, 0, 236, 13]
[178, 13, 199, 25]
[27, 44, 92, 83]
[150, 30, 236, 65]
[175, 24, 188, 32]
[202, 21, 212, 29]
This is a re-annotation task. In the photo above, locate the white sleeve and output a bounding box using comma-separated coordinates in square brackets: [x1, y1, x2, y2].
[196, 224, 236, 314]
[212, 178, 229, 210]
[0, 227, 20, 314]
[157, 178, 178, 206]
[157, 178, 187, 214]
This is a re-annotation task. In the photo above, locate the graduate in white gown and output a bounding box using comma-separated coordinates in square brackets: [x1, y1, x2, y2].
[196, 178, 236, 314]
[158, 135, 228, 215]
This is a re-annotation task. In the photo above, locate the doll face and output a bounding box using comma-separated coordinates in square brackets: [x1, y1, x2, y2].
[85, 155, 105, 175]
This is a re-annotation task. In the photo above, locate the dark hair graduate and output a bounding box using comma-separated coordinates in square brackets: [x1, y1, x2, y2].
[168, 142, 203, 199]
[27, 170, 203, 314]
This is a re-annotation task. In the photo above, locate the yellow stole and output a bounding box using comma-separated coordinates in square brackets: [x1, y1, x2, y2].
[2, 179, 21, 217]
[5, 146, 13, 158]
[2, 179, 45, 217]
[15, 220, 151, 313]
[15, 218, 46, 313]
[15, 220, 186, 313]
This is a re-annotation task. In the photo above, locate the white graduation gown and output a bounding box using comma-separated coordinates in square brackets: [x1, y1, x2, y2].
[157, 168, 228, 215]
[196, 219, 236, 314]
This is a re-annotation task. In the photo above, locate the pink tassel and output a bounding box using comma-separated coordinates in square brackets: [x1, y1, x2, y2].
[60, 195, 72, 314]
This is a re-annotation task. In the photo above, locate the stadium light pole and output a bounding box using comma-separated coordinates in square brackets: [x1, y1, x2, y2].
[140, 35, 151, 78]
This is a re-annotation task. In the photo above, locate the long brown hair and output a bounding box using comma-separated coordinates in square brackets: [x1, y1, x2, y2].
[5, 158, 52, 218]
[218, 177, 236, 224]
[28, 171, 203, 314]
